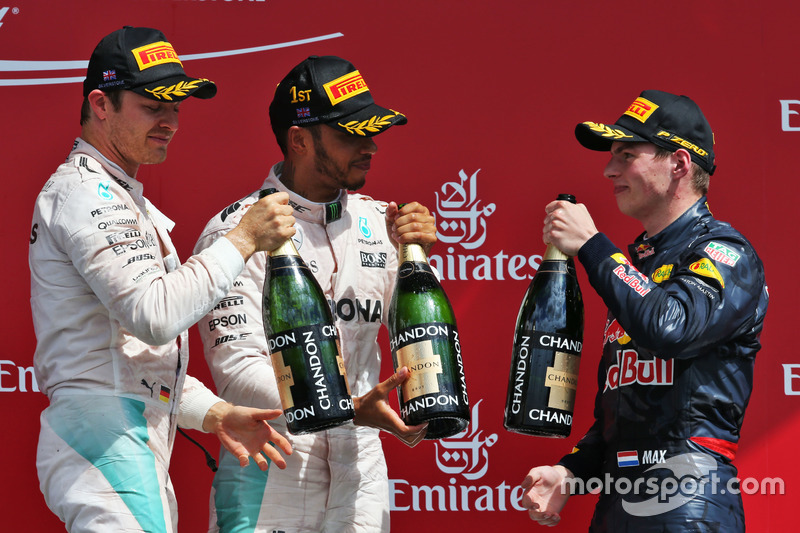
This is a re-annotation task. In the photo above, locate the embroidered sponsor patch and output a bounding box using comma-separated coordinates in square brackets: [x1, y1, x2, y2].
[97, 181, 114, 201]
[611, 253, 631, 265]
[132, 41, 182, 70]
[612, 265, 651, 296]
[636, 243, 654, 259]
[689, 258, 725, 288]
[704, 241, 741, 266]
[624, 97, 659, 123]
[654, 131, 710, 157]
[324, 70, 369, 105]
[360, 251, 387, 268]
[604, 350, 674, 392]
[651, 264, 673, 283]
[603, 318, 632, 346]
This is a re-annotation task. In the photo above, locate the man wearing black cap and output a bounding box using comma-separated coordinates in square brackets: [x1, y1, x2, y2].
[30, 27, 294, 533]
[520, 90, 768, 531]
[194, 55, 436, 532]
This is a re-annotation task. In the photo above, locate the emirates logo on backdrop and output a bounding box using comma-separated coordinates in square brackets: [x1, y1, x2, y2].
[428, 168, 539, 281]
[434, 169, 496, 250]
[434, 400, 497, 480]
[389, 399, 528, 513]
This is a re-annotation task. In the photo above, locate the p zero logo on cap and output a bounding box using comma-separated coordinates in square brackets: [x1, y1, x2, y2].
[655, 131, 709, 157]
[324, 70, 369, 106]
[624, 97, 659, 124]
[132, 41, 182, 71]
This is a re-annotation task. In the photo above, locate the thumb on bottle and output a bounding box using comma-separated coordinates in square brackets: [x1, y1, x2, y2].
[393, 366, 410, 385]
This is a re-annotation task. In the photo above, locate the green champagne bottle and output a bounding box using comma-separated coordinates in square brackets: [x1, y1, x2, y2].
[388, 242, 470, 440]
[504, 194, 584, 438]
[261, 192, 354, 435]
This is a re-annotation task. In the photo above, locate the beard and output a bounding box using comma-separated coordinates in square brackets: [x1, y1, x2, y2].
[313, 139, 366, 192]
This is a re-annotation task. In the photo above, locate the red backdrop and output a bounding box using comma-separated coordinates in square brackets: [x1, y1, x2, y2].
[3, 1, 795, 530]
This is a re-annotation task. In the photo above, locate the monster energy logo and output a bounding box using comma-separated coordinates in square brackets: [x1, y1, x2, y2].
[325, 201, 342, 222]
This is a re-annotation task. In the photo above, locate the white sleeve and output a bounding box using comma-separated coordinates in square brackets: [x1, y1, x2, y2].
[178, 375, 223, 431]
[194, 229, 283, 411]
[62, 180, 245, 346]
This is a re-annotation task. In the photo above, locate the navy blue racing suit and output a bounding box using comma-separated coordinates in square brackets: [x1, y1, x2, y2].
[558, 198, 768, 532]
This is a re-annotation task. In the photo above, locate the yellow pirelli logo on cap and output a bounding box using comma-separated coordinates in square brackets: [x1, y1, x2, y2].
[132, 41, 182, 71]
[324, 70, 369, 105]
[624, 97, 659, 123]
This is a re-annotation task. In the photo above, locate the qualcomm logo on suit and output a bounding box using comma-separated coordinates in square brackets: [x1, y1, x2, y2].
[389, 400, 530, 512]
[429, 169, 541, 281]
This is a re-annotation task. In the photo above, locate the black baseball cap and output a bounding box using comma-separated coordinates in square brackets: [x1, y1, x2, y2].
[269, 55, 406, 137]
[83, 26, 216, 101]
[575, 90, 715, 175]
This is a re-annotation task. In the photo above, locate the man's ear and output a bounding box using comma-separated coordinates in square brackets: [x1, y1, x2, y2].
[287, 126, 310, 156]
[672, 148, 692, 180]
[87, 89, 111, 120]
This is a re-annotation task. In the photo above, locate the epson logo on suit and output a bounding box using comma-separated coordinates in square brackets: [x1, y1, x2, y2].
[208, 313, 247, 331]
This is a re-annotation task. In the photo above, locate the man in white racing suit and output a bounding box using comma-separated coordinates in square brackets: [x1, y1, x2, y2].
[30, 27, 293, 533]
[194, 55, 436, 532]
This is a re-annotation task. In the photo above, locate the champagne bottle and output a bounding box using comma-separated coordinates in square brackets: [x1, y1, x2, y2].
[504, 194, 584, 438]
[261, 190, 354, 435]
[388, 242, 470, 440]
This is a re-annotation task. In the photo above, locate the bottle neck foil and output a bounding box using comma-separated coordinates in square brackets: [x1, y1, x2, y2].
[270, 238, 300, 257]
[543, 244, 569, 261]
[399, 243, 428, 264]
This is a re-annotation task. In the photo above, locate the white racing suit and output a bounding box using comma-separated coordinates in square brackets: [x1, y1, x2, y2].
[30, 139, 245, 532]
[194, 162, 398, 533]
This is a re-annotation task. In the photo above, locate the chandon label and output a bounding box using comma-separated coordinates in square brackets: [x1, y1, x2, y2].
[391, 322, 468, 411]
[526, 408, 572, 425]
[510, 330, 581, 419]
[268, 323, 346, 417]
[528, 330, 582, 354]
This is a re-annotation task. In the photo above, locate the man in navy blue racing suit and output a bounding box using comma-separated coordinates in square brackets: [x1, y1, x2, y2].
[520, 90, 768, 531]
